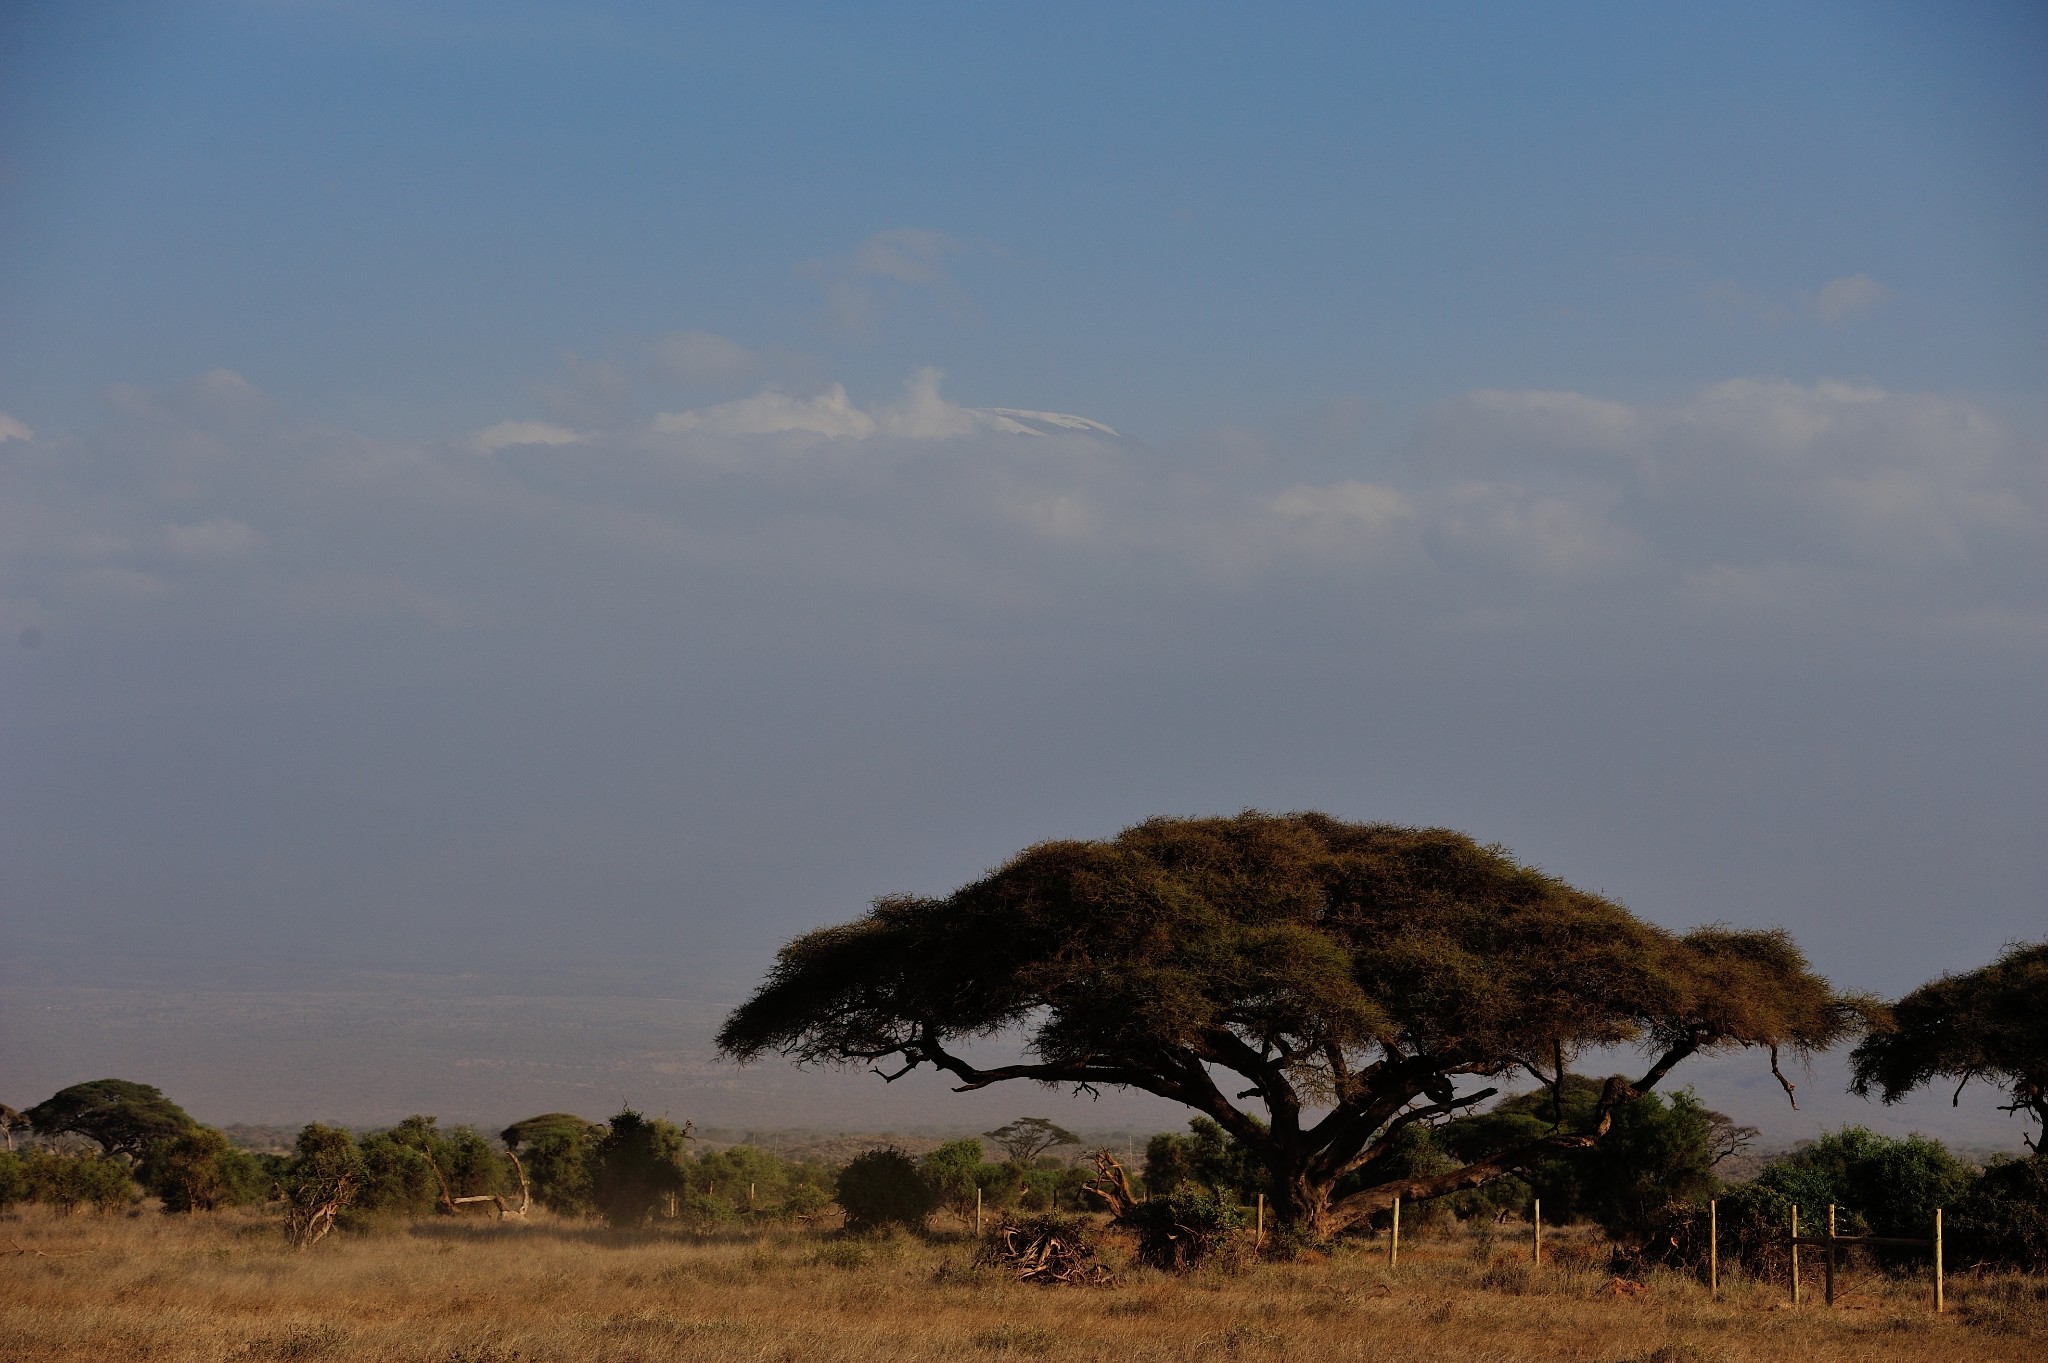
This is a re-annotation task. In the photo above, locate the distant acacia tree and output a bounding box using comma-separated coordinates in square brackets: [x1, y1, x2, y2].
[719, 812, 1872, 1235]
[1850, 941, 2048, 1151]
[26, 1079, 195, 1161]
[985, 1118, 1079, 1165]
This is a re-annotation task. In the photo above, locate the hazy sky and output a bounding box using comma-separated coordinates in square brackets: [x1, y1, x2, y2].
[2, 2, 2043, 1140]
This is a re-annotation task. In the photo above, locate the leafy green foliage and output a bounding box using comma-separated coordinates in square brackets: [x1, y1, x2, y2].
[1434, 1077, 1721, 1242]
[0, 1149, 25, 1209]
[20, 1148, 138, 1212]
[686, 1143, 835, 1223]
[352, 1130, 441, 1216]
[277, 1124, 365, 1247]
[1851, 940, 2048, 1150]
[1699, 1126, 1970, 1274]
[719, 812, 1866, 1230]
[1143, 1118, 1263, 1202]
[1952, 1152, 2048, 1272]
[137, 1125, 264, 1211]
[921, 1137, 990, 1218]
[590, 1108, 690, 1228]
[25, 1079, 196, 1161]
[1121, 1184, 1250, 1269]
[1754, 1126, 1969, 1241]
[503, 1112, 604, 1215]
[835, 1147, 934, 1231]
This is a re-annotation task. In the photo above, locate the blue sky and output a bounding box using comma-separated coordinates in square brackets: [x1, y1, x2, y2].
[1, 2, 2043, 1137]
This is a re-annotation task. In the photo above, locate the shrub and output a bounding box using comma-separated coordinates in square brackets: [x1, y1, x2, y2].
[1755, 1126, 1968, 1243]
[353, 1131, 441, 1216]
[921, 1137, 987, 1220]
[1952, 1152, 2048, 1271]
[1142, 1118, 1262, 1202]
[24, 1148, 138, 1212]
[277, 1124, 365, 1248]
[1437, 1078, 1720, 1242]
[0, 1150, 26, 1210]
[590, 1108, 691, 1228]
[1120, 1183, 1248, 1270]
[137, 1125, 264, 1211]
[835, 1147, 934, 1231]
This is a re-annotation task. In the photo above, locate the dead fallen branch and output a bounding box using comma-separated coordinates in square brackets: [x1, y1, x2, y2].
[5, 1240, 97, 1259]
[978, 1216, 1115, 1286]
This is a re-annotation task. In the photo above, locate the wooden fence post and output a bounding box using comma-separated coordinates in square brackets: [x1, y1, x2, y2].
[1256, 1193, 1264, 1251]
[975, 1186, 983, 1236]
[1934, 1208, 1944, 1315]
[1389, 1195, 1400, 1270]
[1790, 1205, 1801, 1306]
[1825, 1204, 1837, 1308]
[1533, 1198, 1542, 1266]
[1708, 1199, 1718, 1300]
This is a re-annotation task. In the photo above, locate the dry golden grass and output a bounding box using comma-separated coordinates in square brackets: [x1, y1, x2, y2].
[2, 1207, 2041, 1362]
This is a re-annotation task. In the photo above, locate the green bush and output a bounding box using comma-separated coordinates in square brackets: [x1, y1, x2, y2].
[1952, 1153, 2048, 1272]
[835, 1147, 934, 1231]
[137, 1125, 264, 1211]
[1121, 1183, 1248, 1269]
[1142, 1117, 1262, 1202]
[921, 1137, 988, 1219]
[0, 1150, 27, 1210]
[277, 1124, 366, 1247]
[23, 1148, 138, 1212]
[590, 1108, 691, 1228]
[1689, 1126, 1970, 1276]
[1436, 1077, 1720, 1242]
[501, 1112, 604, 1215]
[353, 1130, 441, 1216]
[1754, 1126, 1968, 1243]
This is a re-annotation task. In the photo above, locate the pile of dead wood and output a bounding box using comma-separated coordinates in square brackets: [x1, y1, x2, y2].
[978, 1216, 1115, 1286]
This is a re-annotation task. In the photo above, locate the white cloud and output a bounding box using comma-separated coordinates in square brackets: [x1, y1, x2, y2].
[1812, 273, 1890, 325]
[3, 368, 2037, 661]
[470, 420, 590, 454]
[0, 412, 33, 443]
[656, 384, 876, 439]
[653, 369, 1114, 445]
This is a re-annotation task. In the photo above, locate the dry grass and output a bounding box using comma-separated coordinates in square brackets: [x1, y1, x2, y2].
[1, 1207, 2040, 1362]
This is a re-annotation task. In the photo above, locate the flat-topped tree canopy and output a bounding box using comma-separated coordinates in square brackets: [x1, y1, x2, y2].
[719, 812, 1876, 1233]
[1850, 940, 2048, 1151]
[25, 1079, 197, 1162]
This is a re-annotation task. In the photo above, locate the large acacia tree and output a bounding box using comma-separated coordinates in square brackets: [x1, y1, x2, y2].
[1850, 940, 2047, 1151]
[719, 813, 1872, 1234]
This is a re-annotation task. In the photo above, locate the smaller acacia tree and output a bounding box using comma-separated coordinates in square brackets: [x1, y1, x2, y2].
[1850, 941, 2048, 1151]
[985, 1118, 1080, 1166]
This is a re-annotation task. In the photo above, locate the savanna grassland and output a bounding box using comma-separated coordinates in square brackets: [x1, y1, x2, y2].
[3, 1207, 2041, 1363]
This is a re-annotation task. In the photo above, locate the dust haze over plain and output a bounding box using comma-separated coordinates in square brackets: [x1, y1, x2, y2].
[1, 3, 2043, 1149]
